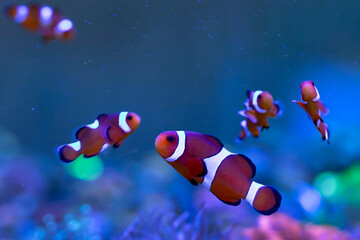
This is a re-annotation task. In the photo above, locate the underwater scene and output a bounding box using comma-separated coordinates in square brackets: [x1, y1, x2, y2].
[1, 0, 360, 239]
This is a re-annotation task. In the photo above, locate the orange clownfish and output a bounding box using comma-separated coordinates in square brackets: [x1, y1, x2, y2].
[292, 81, 330, 143]
[5, 4, 75, 41]
[155, 131, 282, 215]
[238, 90, 281, 140]
[58, 112, 141, 163]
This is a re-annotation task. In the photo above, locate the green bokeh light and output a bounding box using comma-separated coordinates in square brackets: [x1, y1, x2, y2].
[342, 165, 360, 205]
[313, 172, 340, 199]
[66, 155, 104, 181]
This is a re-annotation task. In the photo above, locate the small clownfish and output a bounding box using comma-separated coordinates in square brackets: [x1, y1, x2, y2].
[155, 131, 282, 215]
[238, 90, 281, 140]
[5, 4, 75, 41]
[292, 81, 330, 143]
[58, 112, 141, 163]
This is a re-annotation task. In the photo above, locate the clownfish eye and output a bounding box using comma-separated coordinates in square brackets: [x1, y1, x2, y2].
[258, 95, 262, 99]
[166, 135, 175, 142]
[127, 115, 133, 121]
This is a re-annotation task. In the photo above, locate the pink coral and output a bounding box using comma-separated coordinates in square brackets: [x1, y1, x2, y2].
[241, 213, 355, 240]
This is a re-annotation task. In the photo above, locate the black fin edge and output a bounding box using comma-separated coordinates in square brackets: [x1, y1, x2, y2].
[239, 154, 256, 179]
[106, 126, 112, 142]
[256, 186, 282, 216]
[196, 160, 208, 177]
[219, 198, 241, 206]
[75, 126, 86, 140]
[189, 179, 199, 186]
[58, 146, 74, 163]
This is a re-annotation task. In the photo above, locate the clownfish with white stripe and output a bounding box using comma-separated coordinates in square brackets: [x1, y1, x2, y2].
[238, 90, 281, 140]
[5, 4, 75, 41]
[292, 81, 330, 143]
[155, 131, 282, 215]
[58, 112, 141, 163]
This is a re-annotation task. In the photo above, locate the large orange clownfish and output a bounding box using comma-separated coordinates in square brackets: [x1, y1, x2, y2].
[59, 112, 141, 163]
[292, 81, 330, 143]
[238, 90, 281, 140]
[155, 131, 282, 215]
[5, 4, 75, 41]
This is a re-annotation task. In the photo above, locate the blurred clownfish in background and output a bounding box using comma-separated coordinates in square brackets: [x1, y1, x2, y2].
[238, 90, 281, 140]
[155, 131, 282, 215]
[5, 4, 75, 41]
[58, 112, 141, 163]
[292, 81, 330, 143]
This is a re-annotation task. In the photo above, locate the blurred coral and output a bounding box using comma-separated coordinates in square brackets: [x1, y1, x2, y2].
[241, 213, 355, 240]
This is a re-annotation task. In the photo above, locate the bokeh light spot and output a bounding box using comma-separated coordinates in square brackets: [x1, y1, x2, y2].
[66, 155, 104, 181]
[313, 172, 339, 198]
[298, 185, 322, 214]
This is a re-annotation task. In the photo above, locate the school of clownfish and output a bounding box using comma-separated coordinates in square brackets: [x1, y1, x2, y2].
[5, 4, 330, 216]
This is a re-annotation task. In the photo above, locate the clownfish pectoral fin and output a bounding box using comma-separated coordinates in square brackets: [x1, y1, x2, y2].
[113, 140, 123, 148]
[185, 158, 207, 179]
[292, 100, 306, 111]
[269, 102, 281, 118]
[244, 110, 257, 123]
[58, 141, 82, 163]
[238, 110, 248, 118]
[318, 101, 330, 116]
[292, 100, 311, 118]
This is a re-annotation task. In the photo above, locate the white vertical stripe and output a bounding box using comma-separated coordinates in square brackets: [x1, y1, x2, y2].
[203, 147, 233, 189]
[313, 87, 320, 102]
[252, 91, 266, 113]
[68, 141, 81, 151]
[87, 119, 99, 129]
[245, 181, 264, 206]
[118, 112, 131, 133]
[165, 131, 186, 162]
[55, 19, 73, 35]
[39, 6, 53, 26]
[14, 5, 29, 23]
[100, 143, 110, 152]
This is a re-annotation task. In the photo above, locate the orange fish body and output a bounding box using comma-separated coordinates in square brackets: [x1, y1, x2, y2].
[238, 90, 280, 139]
[5, 4, 75, 41]
[293, 81, 329, 143]
[59, 112, 141, 163]
[155, 131, 281, 215]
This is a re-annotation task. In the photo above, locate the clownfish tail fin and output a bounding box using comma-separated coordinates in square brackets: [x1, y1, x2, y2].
[238, 120, 249, 140]
[58, 141, 82, 163]
[245, 181, 282, 215]
[315, 119, 330, 144]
